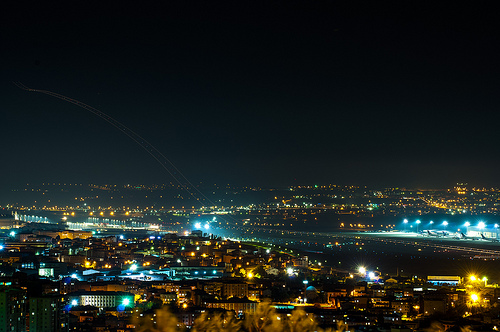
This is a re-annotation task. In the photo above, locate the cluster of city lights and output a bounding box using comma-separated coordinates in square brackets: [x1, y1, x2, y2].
[358, 266, 379, 280]
[466, 274, 488, 309]
[194, 222, 210, 230]
[69, 297, 132, 307]
[469, 275, 488, 283]
[402, 219, 499, 233]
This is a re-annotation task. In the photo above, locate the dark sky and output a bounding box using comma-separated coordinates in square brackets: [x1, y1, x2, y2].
[2, 2, 500, 191]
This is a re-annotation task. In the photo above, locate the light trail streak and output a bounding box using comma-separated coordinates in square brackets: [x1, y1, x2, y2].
[14, 82, 216, 208]
[15, 82, 246, 229]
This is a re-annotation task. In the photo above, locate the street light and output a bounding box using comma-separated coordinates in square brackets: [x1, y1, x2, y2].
[443, 221, 448, 232]
[465, 222, 470, 235]
[303, 280, 309, 303]
[478, 222, 485, 233]
[403, 219, 408, 232]
[416, 220, 421, 233]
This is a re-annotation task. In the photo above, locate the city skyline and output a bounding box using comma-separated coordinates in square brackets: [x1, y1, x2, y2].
[3, 4, 500, 330]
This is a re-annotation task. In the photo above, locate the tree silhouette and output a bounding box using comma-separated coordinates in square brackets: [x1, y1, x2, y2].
[132, 302, 348, 332]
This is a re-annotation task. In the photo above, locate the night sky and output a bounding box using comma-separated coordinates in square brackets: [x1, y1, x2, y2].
[2, 2, 500, 193]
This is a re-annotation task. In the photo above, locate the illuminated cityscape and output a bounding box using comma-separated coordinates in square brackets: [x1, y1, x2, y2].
[3, 182, 500, 330]
[3, 2, 500, 332]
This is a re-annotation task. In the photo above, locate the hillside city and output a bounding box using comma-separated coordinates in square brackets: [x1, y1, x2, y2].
[1, 202, 500, 331]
